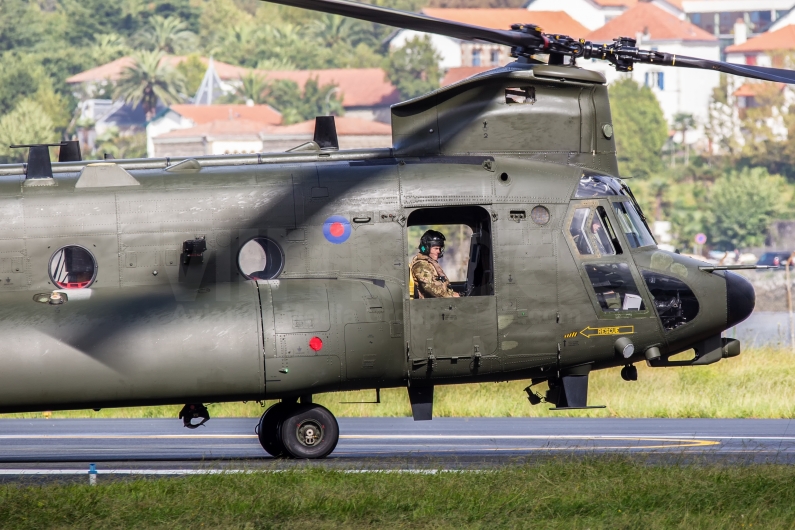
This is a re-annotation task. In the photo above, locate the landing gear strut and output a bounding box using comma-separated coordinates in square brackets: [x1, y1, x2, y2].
[256, 402, 339, 459]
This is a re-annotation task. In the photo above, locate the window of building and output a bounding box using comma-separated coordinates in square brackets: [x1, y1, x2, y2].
[238, 237, 284, 280]
[472, 49, 481, 67]
[490, 49, 500, 65]
[644, 71, 664, 90]
[49, 246, 97, 289]
[407, 206, 493, 298]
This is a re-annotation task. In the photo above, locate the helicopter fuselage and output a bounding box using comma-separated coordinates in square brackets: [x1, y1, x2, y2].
[0, 63, 752, 415]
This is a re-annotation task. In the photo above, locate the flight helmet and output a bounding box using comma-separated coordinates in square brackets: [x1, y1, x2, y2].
[419, 230, 446, 257]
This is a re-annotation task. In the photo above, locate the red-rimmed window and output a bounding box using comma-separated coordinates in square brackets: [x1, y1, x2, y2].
[49, 246, 96, 289]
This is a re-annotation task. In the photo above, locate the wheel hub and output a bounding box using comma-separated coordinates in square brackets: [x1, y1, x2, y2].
[296, 419, 324, 446]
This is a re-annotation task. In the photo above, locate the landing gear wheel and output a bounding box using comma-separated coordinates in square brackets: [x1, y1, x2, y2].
[280, 404, 339, 459]
[257, 402, 288, 457]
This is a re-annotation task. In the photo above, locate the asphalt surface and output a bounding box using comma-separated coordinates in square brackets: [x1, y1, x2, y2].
[3, 417, 795, 476]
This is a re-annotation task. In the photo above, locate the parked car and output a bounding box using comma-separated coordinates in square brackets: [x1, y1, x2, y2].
[757, 251, 794, 269]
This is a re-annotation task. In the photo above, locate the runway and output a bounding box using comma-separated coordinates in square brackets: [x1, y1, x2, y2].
[3, 417, 795, 474]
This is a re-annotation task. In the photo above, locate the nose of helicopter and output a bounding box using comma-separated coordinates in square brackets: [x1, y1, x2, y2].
[725, 271, 755, 328]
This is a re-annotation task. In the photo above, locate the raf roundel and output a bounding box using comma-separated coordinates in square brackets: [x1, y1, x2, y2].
[322, 215, 351, 244]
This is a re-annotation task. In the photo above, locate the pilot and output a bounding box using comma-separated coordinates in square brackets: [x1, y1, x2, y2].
[591, 218, 613, 255]
[410, 230, 460, 299]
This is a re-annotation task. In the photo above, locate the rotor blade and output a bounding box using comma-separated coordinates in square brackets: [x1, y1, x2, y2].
[259, 0, 541, 48]
[669, 54, 795, 84]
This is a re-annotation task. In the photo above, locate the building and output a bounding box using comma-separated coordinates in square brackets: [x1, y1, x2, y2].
[255, 68, 400, 123]
[66, 56, 247, 99]
[725, 23, 795, 67]
[583, 2, 721, 126]
[679, 0, 795, 52]
[524, 0, 638, 31]
[390, 9, 588, 69]
[151, 116, 393, 157]
[146, 104, 283, 157]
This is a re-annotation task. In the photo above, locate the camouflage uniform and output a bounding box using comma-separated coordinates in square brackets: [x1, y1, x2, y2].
[410, 254, 456, 298]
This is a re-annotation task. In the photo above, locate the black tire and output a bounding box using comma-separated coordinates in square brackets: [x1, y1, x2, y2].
[280, 404, 339, 459]
[257, 402, 288, 457]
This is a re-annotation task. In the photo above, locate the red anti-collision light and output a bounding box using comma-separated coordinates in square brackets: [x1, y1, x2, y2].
[309, 337, 323, 351]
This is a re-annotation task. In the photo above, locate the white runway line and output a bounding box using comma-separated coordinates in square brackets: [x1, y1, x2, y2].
[0, 469, 472, 476]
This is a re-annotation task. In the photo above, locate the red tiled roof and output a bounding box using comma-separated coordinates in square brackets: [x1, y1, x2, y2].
[587, 3, 716, 42]
[441, 67, 493, 86]
[726, 25, 795, 53]
[264, 116, 392, 135]
[66, 56, 247, 84]
[68, 57, 399, 108]
[421, 8, 589, 37]
[160, 116, 391, 140]
[168, 104, 282, 126]
[157, 119, 268, 139]
[733, 83, 785, 97]
[592, 0, 636, 6]
[254, 68, 400, 108]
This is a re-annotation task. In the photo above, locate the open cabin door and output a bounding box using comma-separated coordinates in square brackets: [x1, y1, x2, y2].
[405, 206, 499, 380]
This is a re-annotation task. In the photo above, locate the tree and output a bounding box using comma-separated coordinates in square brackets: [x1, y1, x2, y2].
[94, 128, 148, 160]
[114, 50, 186, 120]
[609, 78, 669, 178]
[91, 33, 129, 65]
[265, 78, 344, 124]
[709, 167, 788, 249]
[136, 15, 198, 54]
[0, 100, 57, 163]
[384, 35, 442, 100]
[176, 53, 208, 96]
[672, 112, 696, 167]
[234, 71, 270, 105]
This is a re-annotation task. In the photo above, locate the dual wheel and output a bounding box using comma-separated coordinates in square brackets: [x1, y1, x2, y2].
[256, 402, 339, 459]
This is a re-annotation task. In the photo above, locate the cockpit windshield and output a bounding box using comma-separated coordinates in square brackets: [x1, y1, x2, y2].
[575, 175, 623, 197]
[612, 201, 656, 248]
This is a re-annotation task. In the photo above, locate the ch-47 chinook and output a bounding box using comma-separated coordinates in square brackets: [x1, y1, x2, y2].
[0, 0, 790, 459]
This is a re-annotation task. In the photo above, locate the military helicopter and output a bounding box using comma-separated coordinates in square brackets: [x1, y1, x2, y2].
[0, 0, 787, 459]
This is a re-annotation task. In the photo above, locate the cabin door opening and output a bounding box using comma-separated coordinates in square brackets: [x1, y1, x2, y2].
[405, 206, 498, 379]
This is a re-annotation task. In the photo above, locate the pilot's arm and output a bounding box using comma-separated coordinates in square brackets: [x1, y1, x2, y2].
[411, 260, 456, 298]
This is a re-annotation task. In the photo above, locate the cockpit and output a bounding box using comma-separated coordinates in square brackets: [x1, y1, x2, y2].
[569, 174, 701, 332]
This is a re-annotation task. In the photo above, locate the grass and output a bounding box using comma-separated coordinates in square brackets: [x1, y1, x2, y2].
[6, 347, 795, 420]
[2, 459, 795, 528]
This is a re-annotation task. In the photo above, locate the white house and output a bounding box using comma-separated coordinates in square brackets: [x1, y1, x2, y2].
[524, 0, 636, 31]
[151, 117, 393, 157]
[146, 104, 283, 157]
[582, 2, 721, 127]
[391, 9, 589, 69]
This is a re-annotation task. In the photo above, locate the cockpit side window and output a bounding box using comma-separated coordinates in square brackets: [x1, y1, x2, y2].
[592, 206, 617, 256]
[612, 201, 656, 249]
[569, 208, 594, 255]
[584, 263, 646, 312]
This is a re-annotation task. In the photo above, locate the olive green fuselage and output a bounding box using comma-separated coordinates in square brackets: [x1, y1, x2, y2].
[0, 64, 742, 413]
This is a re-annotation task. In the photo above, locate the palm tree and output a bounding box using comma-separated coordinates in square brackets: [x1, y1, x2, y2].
[235, 71, 270, 105]
[138, 15, 197, 54]
[309, 14, 359, 48]
[114, 51, 186, 121]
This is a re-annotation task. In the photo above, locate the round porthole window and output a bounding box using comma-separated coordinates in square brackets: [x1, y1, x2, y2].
[531, 205, 551, 225]
[49, 246, 97, 289]
[238, 237, 285, 280]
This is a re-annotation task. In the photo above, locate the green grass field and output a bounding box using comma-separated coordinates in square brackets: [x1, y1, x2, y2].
[2, 459, 795, 529]
[6, 347, 795, 420]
